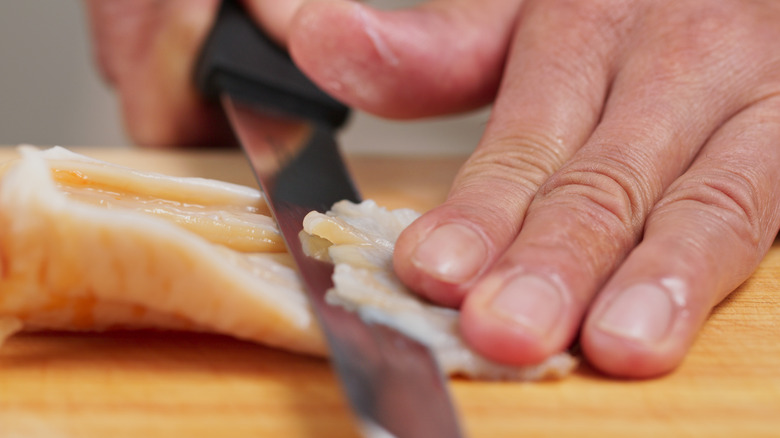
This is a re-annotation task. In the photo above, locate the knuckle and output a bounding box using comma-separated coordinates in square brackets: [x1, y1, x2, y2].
[444, 131, 575, 240]
[456, 131, 570, 199]
[538, 154, 654, 237]
[655, 168, 767, 249]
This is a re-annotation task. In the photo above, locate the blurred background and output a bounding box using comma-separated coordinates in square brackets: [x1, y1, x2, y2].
[0, 1, 489, 155]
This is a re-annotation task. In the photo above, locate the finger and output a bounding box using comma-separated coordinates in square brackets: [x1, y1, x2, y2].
[84, 0, 309, 147]
[84, 0, 229, 147]
[458, 6, 765, 364]
[581, 96, 780, 377]
[287, 0, 520, 118]
[393, 0, 631, 306]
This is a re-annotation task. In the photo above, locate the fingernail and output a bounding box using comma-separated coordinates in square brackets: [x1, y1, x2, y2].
[488, 275, 564, 337]
[597, 284, 674, 343]
[412, 223, 487, 283]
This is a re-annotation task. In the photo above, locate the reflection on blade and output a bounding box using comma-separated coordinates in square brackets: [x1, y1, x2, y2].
[223, 96, 465, 438]
[223, 95, 359, 209]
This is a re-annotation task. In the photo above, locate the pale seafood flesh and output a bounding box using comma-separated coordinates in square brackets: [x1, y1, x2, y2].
[0, 146, 576, 380]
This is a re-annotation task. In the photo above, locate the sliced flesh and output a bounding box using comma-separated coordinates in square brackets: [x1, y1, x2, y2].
[0, 146, 576, 380]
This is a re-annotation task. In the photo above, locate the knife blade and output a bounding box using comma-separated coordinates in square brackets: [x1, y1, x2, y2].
[194, 1, 465, 437]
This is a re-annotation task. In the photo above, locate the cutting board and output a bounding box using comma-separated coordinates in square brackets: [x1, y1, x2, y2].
[0, 147, 778, 438]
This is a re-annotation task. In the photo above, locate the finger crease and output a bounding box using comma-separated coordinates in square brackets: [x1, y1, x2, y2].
[458, 134, 569, 196]
[541, 159, 653, 234]
[659, 171, 765, 247]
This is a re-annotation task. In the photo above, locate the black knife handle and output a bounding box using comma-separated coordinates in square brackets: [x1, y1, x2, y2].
[195, 0, 350, 128]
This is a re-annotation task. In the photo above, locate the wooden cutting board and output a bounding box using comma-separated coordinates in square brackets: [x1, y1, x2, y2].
[0, 147, 778, 438]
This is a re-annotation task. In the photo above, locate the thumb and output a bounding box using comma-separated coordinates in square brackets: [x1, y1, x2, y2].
[287, 0, 521, 118]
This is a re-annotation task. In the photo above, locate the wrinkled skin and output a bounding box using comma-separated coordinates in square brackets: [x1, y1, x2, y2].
[85, 0, 780, 377]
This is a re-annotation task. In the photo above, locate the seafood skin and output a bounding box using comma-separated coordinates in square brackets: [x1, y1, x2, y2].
[0, 147, 576, 380]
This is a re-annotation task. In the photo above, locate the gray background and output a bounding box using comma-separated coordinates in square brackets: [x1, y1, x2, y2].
[0, 1, 489, 155]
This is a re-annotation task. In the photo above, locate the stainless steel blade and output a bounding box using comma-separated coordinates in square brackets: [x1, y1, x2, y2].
[222, 96, 465, 438]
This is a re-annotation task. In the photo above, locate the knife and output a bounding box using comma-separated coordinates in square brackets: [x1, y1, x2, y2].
[194, 1, 464, 437]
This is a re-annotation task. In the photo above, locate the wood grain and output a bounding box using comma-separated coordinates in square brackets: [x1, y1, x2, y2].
[0, 147, 778, 438]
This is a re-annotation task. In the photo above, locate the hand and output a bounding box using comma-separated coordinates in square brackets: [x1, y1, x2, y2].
[83, 0, 308, 147]
[285, 0, 780, 377]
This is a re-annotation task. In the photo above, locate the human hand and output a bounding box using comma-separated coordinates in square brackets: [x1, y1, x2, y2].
[284, 0, 780, 377]
[83, 0, 308, 147]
